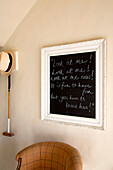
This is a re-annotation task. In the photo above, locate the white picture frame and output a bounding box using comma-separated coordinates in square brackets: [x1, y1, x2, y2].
[41, 39, 106, 130]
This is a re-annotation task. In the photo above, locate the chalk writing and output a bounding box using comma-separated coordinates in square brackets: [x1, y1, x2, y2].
[50, 52, 95, 118]
[52, 59, 64, 67]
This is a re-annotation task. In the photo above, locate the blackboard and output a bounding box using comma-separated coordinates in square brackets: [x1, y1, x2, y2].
[50, 51, 96, 118]
[41, 39, 106, 129]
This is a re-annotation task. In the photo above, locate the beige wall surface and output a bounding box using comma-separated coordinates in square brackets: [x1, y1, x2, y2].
[0, 0, 37, 46]
[0, 0, 113, 169]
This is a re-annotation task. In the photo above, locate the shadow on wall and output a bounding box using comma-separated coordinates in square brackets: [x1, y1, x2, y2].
[0, 136, 17, 170]
[0, 75, 17, 169]
[0, 47, 3, 51]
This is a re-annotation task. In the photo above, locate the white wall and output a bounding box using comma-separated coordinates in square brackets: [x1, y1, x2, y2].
[0, 0, 113, 169]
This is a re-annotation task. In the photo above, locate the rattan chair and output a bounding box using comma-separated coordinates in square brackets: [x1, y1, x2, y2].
[16, 141, 83, 170]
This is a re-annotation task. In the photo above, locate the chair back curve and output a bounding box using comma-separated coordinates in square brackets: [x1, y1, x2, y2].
[16, 141, 83, 170]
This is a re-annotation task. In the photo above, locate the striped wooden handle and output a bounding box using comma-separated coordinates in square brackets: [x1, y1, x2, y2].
[8, 91, 10, 119]
[8, 75, 11, 119]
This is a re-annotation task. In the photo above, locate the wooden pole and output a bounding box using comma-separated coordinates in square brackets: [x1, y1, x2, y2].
[8, 91, 10, 119]
[3, 75, 15, 137]
[8, 75, 11, 133]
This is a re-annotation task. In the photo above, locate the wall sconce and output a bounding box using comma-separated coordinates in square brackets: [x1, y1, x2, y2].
[0, 50, 19, 137]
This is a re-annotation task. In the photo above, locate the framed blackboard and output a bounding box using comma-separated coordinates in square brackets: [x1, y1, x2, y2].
[41, 39, 106, 130]
[50, 51, 96, 118]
